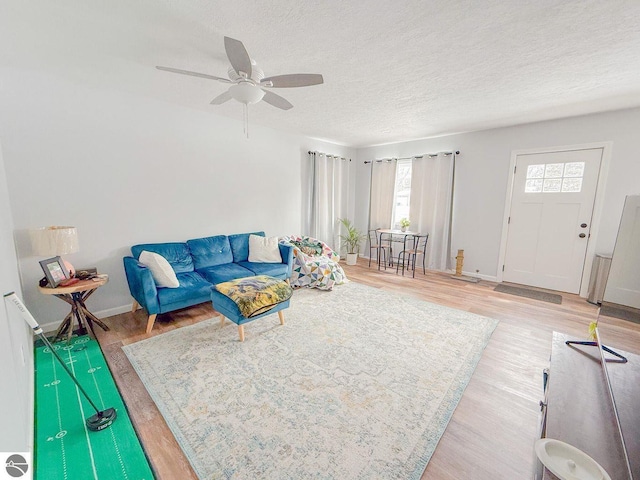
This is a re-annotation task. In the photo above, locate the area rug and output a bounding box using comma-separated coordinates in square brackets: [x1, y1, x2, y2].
[494, 283, 562, 304]
[122, 281, 498, 479]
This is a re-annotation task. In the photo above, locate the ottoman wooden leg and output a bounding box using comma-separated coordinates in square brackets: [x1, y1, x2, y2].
[278, 310, 285, 325]
[238, 325, 245, 342]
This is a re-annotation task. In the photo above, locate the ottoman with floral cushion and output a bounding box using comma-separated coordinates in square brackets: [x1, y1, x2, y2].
[280, 235, 347, 290]
[212, 275, 293, 342]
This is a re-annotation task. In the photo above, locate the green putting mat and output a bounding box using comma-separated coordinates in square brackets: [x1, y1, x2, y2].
[35, 335, 154, 480]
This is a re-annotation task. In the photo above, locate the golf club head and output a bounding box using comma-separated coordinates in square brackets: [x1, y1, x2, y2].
[86, 407, 117, 431]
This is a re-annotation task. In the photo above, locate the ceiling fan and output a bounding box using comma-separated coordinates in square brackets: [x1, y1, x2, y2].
[156, 36, 324, 111]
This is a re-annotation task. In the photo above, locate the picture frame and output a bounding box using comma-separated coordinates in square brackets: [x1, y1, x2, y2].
[39, 256, 70, 288]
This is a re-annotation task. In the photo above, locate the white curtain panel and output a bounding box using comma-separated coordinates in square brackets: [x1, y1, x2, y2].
[369, 159, 397, 231]
[301, 153, 315, 236]
[409, 154, 454, 271]
[309, 152, 350, 251]
[333, 158, 350, 251]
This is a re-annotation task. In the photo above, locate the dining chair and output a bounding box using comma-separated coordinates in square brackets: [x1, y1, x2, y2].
[375, 230, 393, 270]
[396, 234, 429, 277]
[367, 230, 380, 267]
[395, 234, 414, 276]
[389, 234, 409, 267]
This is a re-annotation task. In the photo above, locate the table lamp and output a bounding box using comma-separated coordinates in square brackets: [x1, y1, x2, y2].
[30, 226, 79, 276]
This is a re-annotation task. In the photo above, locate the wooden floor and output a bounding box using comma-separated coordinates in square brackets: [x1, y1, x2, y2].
[95, 259, 640, 479]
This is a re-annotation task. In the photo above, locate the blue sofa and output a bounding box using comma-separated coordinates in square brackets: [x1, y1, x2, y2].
[123, 231, 293, 333]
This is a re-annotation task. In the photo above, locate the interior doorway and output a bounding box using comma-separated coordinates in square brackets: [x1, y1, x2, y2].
[501, 147, 604, 294]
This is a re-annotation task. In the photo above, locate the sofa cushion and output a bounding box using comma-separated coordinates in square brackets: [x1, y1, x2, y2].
[156, 272, 212, 311]
[238, 261, 289, 279]
[187, 235, 233, 269]
[138, 251, 179, 288]
[248, 234, 282, 263]
[131, 242, 194, 273]
[197, 263, 255, 285]
[228, 231, 264, 263]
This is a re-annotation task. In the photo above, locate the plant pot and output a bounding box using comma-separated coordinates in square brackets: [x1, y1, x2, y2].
[346, 252, 358, 265]
[400, 226, 407, 232]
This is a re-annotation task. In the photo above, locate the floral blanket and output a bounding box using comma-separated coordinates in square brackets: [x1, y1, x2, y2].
[280, 235, 347, 291]
[214, 275, 293, 318]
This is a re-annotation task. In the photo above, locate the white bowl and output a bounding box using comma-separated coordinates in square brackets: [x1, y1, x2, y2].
[535, 438, 611, 480]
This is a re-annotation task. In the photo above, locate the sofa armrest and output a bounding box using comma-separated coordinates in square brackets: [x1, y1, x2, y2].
[278, 242, 294, 278]
[123, 256, 159, 314]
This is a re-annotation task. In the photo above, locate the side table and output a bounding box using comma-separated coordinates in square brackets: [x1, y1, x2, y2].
[38, 276, 110, 343]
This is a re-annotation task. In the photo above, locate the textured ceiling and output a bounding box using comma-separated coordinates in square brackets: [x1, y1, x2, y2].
[2, 0, 640, 147]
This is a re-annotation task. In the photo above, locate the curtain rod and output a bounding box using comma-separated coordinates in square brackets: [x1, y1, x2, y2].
[363, 150, 460, 164]
[308, 150, 351, 162]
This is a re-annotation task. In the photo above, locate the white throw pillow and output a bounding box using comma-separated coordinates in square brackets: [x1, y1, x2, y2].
[139, 250, 180, 288]
[248, 235, 282, 263]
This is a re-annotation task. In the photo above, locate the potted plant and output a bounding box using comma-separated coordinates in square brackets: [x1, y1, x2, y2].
[400, 218, 411, 232]
[339, 218, 365, 265]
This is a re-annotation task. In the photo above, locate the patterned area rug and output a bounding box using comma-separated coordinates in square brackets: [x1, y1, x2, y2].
[123, 281, 498, 479]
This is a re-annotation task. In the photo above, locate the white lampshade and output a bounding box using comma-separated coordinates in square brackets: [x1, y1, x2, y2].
[230, 83, 265, 105]
[30, 226, 79, 256]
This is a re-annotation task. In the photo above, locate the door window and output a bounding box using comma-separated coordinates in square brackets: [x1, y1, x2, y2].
[525, 162, 585, 193]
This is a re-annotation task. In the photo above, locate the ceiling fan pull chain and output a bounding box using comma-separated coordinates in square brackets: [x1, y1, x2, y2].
[243, 103, 249, 139]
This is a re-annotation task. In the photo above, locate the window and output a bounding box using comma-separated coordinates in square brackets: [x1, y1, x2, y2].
[392, 160, 412, 227]
[525, 162, 585, 193]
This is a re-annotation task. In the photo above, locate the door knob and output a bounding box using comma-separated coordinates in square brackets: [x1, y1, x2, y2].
[580, 223, 587, 228]
[579, 233, 586, 238]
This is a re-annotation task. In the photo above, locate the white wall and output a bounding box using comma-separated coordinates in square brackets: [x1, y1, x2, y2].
[356, 107, 640, 283]
[3, 64, 638, 325]
[0, 139, 33, 452]
[0, 68, 354, 328]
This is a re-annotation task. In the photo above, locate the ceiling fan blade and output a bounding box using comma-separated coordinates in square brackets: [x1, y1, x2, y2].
[210, 90, 233, 105]
[261, 74, 324, 88]
[261, 90, 293, 110]
[156, 66, 231, 83]
[224, 37, 252, 78]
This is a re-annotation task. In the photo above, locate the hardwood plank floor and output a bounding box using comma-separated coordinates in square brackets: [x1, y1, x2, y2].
[95, 259, 640, 479]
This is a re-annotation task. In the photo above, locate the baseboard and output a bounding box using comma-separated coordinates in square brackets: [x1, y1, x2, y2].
[95, 303, 133, 319]
[360, 260, 498, 282]
[466, 271, 497, 282]
[445, 269, 498, 282]
[41, 303, 133, 334]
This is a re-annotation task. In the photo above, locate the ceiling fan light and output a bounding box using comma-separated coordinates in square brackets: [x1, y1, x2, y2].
[229, 83, 265, 105]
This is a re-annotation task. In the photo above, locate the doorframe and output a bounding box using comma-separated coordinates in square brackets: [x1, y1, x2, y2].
[497, 141, 612, 297]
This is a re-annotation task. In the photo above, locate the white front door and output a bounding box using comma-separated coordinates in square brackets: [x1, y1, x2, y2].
[503, 148, 603, 293]
[603, 195, 640, 308]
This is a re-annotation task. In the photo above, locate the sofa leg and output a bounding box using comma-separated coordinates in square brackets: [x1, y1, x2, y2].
[131, 299, 139, 313]
[278, 310, 285, 325]
[238, 325, 245, 342]
[146, 314, 158, 334]
[219, 315, 226, 328]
